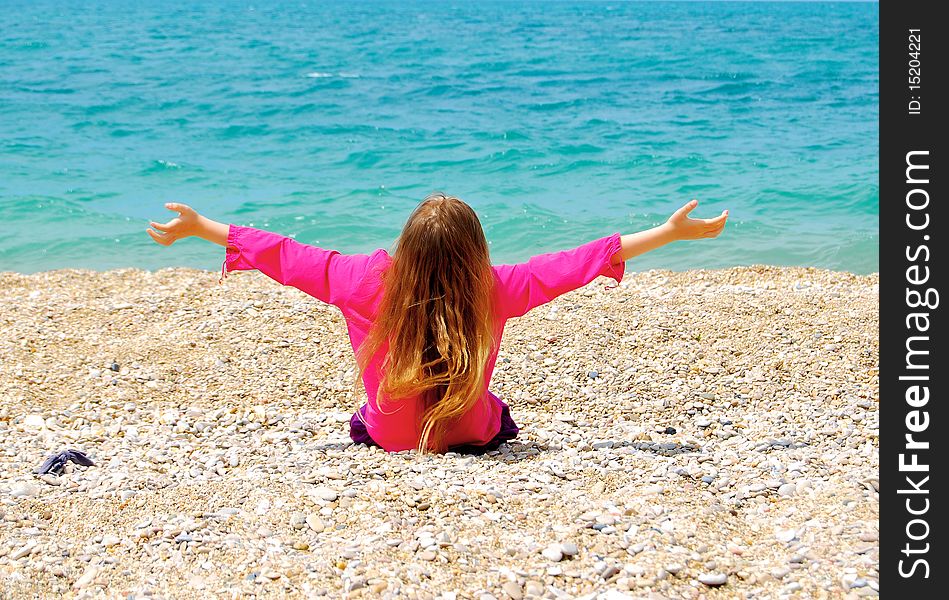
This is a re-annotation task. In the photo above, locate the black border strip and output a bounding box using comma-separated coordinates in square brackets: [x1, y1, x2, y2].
[881, 0, 945, 594]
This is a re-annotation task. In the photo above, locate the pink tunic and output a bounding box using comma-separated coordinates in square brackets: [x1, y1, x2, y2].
[223, 225, 625, 452]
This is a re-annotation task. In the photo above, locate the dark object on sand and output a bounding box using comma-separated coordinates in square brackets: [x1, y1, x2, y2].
[663, 426, 677, 435]
[35, 450, 95, 475]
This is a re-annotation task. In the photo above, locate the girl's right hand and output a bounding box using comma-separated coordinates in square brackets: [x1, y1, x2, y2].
[665, 199, 728, 241]
[147, 203, 200, 246]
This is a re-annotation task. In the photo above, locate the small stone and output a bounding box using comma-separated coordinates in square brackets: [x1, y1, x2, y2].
[289, 513, 306, 530]
[698, 573, 727, 587]
[306, 515, 325, 533]
[73, 566, 100, 589]
[10, 544, 34, 560]
[418, 550, 437, 561]
[776, 529, 796, 543]
[588, 371, 599, 379]
[10, 482, 39, 498]
[560, 542, 579, 557]
[501, 580, 523, 600]
[311, 487, 338, 502]
[778, 483, 796, 497]
[345, 576, 366, 592]
[293, 541, 309, 551]
[101, 534, 121, 547]
[663, 427, 677, 435]
[23, 414, 46, 430]
[601, 565, 621, 579]
[525, 581, 545, 596]
[664, 563, 684, 575]
[541, 545, 563, 562]
[38, 474, 62, 486]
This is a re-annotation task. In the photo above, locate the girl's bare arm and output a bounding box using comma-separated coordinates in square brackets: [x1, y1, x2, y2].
[611, 199, 728, 265]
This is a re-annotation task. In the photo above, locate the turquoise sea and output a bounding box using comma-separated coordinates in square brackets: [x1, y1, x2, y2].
[0, 1, 878, 275]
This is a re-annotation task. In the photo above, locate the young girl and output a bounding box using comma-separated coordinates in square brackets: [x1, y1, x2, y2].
[147, 193, 727, 454]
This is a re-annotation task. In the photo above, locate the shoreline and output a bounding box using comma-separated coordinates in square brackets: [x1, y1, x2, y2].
[1, 263, 880, 279]
[1, 266, 879, 597]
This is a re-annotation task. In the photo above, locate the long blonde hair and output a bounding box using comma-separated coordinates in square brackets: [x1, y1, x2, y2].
[354, 192, 497, 453]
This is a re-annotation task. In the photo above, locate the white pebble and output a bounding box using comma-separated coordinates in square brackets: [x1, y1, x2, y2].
[775, 529, 797, 543]
[541, 544, 563, 562]
[778, 483, 796, 496]
[10, 482, 39, 498]
[10, 543, 34, 560]
[311, 486, 338, 502]
[23, 414, 46, 430]
[698, 573, 727, 586]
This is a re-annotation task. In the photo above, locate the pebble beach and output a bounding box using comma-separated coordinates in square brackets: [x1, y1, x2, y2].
[0, 266, 879, 599]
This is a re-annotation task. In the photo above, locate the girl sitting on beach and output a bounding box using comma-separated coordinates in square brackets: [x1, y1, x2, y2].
[147, 193, 727, 454]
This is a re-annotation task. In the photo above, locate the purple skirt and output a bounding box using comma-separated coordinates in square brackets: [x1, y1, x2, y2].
[349, 403, 520, 455]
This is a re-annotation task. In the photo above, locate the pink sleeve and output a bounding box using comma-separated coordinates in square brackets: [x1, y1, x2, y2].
[492, 233, 625, 319]
[222, 225, 372, 308]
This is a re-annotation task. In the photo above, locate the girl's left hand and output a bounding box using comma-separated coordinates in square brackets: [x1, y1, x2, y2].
[665, 199, 728, 241]
[147, 203, 200, 246]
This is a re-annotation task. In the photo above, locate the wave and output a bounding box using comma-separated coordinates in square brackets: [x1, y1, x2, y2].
[305, 71, 361, 79]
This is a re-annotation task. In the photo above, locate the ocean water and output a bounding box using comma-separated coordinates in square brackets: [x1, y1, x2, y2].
[0, 1, 878, 275]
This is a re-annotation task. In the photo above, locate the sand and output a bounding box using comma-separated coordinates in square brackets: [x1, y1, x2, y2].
[0, 265, 878, 599]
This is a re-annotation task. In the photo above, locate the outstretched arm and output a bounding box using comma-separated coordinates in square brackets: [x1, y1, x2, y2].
[493, 199, 729, 319]
[146, 203, 228, 247]
[611, 199, 728, 265]
[147, 202, 375, 308]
